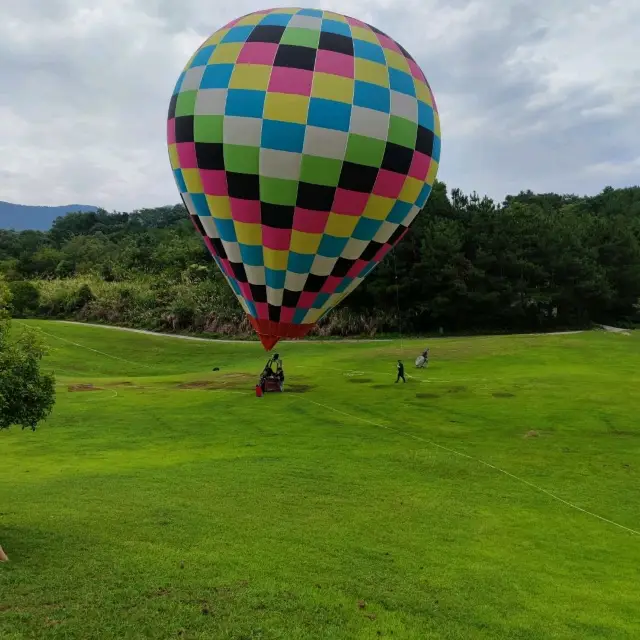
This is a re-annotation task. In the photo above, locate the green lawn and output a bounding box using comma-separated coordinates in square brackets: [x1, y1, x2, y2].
[1, 321, 640, 639]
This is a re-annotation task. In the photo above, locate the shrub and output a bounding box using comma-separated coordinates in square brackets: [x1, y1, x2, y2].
[8, 281, 41, 317]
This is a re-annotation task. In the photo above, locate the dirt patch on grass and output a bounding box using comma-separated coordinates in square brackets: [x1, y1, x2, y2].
[68, 384, 103, 392]
[177, 373, 256, 390]
[44, 618, 64, 628]
[286, 384, 314, 393]
[104, 381, 150, 391]
[416, 393, 440, 399]
[177, 381, 220, 389]
[447, 386, 467, 394]
[493, 392, 515, 398]
[524, 430, 540, 438]
[349, 378, 373, 383]
[176, 373, 313, 392]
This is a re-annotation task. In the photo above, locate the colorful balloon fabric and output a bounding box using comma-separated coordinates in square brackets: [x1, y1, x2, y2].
[167, 7, 441, 350]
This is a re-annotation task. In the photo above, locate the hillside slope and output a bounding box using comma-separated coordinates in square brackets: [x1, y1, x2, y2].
[2, 321, 639, 639]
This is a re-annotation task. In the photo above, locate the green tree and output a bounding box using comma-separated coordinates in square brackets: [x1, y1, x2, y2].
[16, 246, 63, 277]
[0, 282, 56, 431]
[2, 184, 640, 335]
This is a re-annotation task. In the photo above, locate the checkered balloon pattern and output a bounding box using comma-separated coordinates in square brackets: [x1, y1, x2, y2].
[167, 7, 441, 350]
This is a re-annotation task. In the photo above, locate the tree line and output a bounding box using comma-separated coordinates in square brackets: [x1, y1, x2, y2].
[1, 181, 639, 336]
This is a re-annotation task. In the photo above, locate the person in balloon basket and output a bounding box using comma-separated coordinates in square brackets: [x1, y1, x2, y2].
[258, 353, 285, 392]
[396, 360, 406, 383]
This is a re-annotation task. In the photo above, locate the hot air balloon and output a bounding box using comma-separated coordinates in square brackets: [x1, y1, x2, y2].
[167, 7, 441, 351]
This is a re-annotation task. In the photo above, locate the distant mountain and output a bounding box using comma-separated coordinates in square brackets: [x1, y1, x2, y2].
[0, 201, 99, 231]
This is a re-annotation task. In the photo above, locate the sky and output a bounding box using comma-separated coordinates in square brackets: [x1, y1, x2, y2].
[0, 0, 638, 211]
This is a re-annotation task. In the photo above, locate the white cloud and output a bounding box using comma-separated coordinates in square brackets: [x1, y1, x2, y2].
[585, 156, 640, 177]
[0, 0, 638, 210]
[507, 1, 640, 112]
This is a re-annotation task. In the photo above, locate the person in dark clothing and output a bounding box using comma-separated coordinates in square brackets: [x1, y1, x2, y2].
[396, 360, 406, 383]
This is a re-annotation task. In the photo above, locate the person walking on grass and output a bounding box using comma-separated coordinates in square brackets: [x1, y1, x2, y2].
[396, 360, 406, 383]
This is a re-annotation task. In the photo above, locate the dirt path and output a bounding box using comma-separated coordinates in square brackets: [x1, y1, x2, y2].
[51, 321, 587, 345]
[599, 324, 632, 335]
[55, 321, 391, 344]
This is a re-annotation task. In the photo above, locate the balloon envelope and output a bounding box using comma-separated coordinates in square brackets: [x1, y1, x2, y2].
[167, 8, 441, 350]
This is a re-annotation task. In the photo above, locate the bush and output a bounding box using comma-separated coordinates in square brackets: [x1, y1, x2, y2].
[55, 259, 75, 278]
[29, 276, 402, 338]
[101, 264, 116, 282]
[36, 281, 95, 317]
[8, 281, 40, 317]
[72, 284, 95, 311]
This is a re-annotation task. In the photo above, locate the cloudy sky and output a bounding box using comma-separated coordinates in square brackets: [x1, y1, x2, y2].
[1, 0, 638, 210]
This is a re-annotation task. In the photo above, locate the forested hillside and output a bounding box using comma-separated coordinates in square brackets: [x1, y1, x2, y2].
[1, 181, 639, 337]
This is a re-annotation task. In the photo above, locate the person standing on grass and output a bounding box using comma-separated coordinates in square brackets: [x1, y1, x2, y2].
[396, 360, 406, 383]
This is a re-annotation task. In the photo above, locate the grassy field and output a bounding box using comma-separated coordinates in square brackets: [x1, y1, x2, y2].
[1, 321, 640, 639]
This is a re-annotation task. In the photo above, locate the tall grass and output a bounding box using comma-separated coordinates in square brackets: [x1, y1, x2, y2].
[30, 277, 398, 338]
